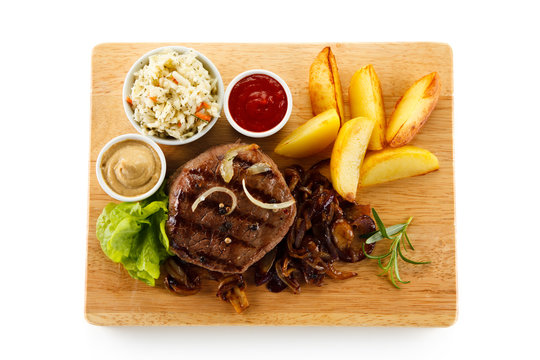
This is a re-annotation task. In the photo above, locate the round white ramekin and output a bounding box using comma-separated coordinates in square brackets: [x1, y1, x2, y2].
[96, 133, 167, 202]
[123, 46, 224, 145]
[223, 69, 293, 138]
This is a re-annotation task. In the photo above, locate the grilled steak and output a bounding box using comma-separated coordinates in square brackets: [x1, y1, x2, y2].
[166, 143, 296, 273]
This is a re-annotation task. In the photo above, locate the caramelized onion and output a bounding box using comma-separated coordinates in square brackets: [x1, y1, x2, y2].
[266, 274, 288, 293]
[293, 218, 306, 248]
[286, 228, 309, 260]
[275, 257, 301, 294]
[192, 187, 237, 215]
[242, 178, 295, 210]
[164, 258, 201, 296]
[284, 166, 303, 192]
[325, 262, 357, 280]
[254, 247, 278, 286]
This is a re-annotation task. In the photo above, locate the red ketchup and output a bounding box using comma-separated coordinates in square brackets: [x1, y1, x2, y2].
[228, 74, 287, 132]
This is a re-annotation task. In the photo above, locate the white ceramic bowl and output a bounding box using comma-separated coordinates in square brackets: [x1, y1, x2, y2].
[122, 46, 224, 145]
[96, 134, 167, 202]
[223, 69, 293, 138]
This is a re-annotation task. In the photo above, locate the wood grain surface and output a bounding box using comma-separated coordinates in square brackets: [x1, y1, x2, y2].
[86, 42, 456, 326]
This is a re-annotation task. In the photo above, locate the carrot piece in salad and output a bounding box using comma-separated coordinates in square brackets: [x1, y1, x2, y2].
[196, 102, 211, 112]
[126, 97, 133, 105]
[195, 111, 212, 122]
[149, 96, 157, 103]
[169, 75, 178, 85]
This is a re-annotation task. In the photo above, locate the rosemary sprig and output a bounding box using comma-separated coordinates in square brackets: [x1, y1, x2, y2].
[362, 208, 430, 288]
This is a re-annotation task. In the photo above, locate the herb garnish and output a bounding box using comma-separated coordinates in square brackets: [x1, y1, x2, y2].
[362, 209, 430, 288]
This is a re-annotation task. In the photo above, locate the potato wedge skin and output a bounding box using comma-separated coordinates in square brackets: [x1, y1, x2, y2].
[349, 65, 386, 150]
[386, 72, 441, 147]
[274, 108, 340, 158]
[330, 117, 375, 202]
[360, 145, 439, 187]
[309, 47, 345, 124]
[329, 49, 345, 125]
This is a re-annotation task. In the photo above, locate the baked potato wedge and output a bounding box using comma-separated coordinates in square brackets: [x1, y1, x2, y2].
[386, 72, 441, 147]
[309, 47, 345, 124]
[274, 108, 340, 158]
[349, 64, 386, 150]
[330, 117, 375, 202]
[360, 146, 439, 187]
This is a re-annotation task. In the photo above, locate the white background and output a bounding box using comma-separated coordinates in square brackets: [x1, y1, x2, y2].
[1, 0, 539, 358]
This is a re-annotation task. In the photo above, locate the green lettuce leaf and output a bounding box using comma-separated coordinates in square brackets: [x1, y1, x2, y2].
[96, 184, 171, 286]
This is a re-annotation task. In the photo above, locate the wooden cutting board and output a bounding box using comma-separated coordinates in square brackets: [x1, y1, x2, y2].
[86, 42, 456, 326]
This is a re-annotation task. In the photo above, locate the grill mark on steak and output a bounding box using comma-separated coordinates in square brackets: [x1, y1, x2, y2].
[171, 212, 258, 250]
[169, 243, 244, 272]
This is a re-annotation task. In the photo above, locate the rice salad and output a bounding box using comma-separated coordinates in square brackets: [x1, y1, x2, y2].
[128, 50, 220, 140]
